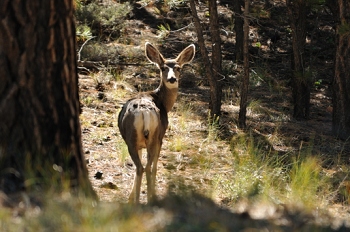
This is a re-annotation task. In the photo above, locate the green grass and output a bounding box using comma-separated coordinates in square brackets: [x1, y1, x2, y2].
[116, 138, 129, 164]
[206, 113, 220, 142]
[0, 195, 150, 232]
[213, 131, 335, 213]
[288, 155, 329, 209]
[81, 95, 95, 107]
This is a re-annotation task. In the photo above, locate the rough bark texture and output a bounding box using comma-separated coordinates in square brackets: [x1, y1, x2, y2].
[238, 0, 250, 129]
[287, 0, 310, 120]
[0, 0, 94, 197]
[233, 0, 244, 62]
[189, 0, 222, 117]
[332, 0, 350, 139]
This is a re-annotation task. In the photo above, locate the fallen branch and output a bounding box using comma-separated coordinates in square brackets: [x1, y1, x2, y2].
[77, 37, 96, 62]
[77, 60, 151, 72]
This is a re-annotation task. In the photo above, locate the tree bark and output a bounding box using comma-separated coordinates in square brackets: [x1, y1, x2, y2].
[0, 0, 95, 197]
[189, 0, 222, 117]
[238, 0, 250, 129]
[287, 0, 310, 120]
[332, 0, 350, 139]
[233, 0, 244, 62]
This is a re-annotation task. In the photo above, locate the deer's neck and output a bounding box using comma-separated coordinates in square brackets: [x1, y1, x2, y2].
[151, 83, 178, 113]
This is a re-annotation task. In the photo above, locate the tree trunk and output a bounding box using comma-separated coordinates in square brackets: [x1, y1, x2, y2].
[209, 0, 222, 118]
[0, 0, 95, 197]
[238, 0, 250, 129]
[189, 0, 222, 117]
[233, 0, 244, 62]
[287, 0, 310, 120]
[332, 0, 350, 139]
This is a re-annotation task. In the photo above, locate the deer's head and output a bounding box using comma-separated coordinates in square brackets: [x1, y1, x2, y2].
[145, 42, 195, 89]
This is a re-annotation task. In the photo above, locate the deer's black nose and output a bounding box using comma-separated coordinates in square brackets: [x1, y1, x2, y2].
[168, 77, 177, 83]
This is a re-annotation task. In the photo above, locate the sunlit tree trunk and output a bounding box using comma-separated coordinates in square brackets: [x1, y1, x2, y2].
[0, 0, 95, 197]
[238, 0, 250, 128]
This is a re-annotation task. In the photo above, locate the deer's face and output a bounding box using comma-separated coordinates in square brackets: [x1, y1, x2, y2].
[145, 42, 195, 90]
[160, 61, 181, 89]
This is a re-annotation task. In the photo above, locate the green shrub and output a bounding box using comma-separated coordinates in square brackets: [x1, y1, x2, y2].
[75, 1, 132, 40]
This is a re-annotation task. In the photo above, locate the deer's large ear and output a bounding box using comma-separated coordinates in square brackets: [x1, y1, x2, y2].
[145, 42, 165, 67]
[176, 44, 195, 67]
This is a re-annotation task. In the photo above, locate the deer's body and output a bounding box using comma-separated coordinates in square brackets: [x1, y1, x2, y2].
[118, 43, 195, 203]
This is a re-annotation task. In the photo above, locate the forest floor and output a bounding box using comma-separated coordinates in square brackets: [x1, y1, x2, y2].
[78, 1, 350, 231]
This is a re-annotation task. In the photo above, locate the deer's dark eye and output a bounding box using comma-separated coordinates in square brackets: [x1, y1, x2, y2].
[161, 66, 167, 72]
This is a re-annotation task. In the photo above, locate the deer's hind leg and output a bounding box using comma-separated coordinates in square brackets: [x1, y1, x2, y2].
[145, 140, 161, 203]
[128, 147, 144, 204]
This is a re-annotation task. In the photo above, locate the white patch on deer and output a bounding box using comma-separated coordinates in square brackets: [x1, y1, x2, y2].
[133, 106, 160, 149]
[142, 110, 160, 142]
[163, 67, 179, 89]
[132, 111, 147, 149]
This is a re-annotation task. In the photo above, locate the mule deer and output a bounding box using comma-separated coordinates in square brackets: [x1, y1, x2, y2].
[118, 42, 195, 203]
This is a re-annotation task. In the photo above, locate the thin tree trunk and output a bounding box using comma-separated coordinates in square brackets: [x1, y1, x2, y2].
[189, 0, 221, 117]
[238, 0, 250, 129]
[287, 0, 310, 120]
[209, 0, 222, 118]
[0, 0, 95, 197]
[233, 0, 244, 62]
[332, 0, 350, 139]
